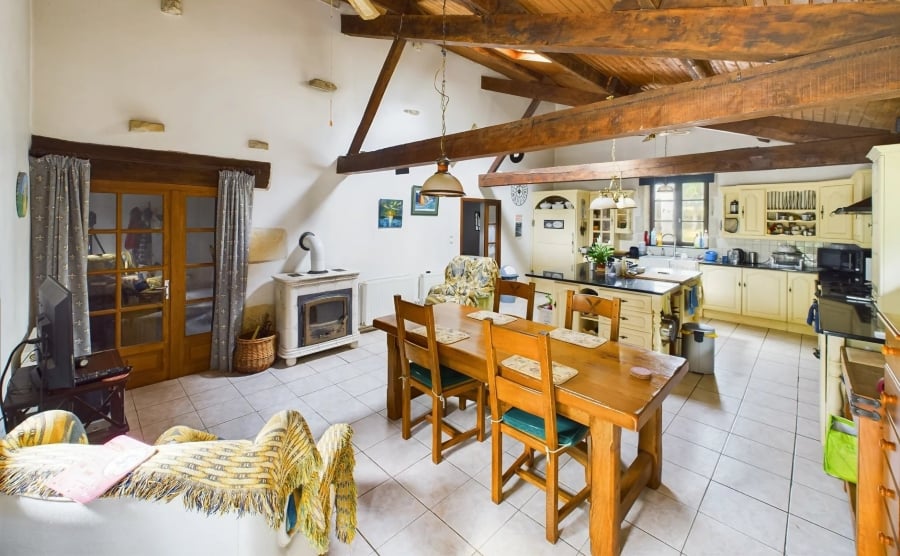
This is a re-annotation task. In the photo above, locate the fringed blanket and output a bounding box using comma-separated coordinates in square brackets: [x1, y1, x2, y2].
[0, 409, 356, 553]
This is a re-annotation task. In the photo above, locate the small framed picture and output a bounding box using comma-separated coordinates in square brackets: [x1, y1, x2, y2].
[378, 198, 403, 229]
[410, 185, 439, 216]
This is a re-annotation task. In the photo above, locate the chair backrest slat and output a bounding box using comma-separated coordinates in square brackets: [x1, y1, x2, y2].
[564, 290, 621, 341]
[394, 295, 444, 392]
[492, 279, 536, 320]
[483, 320, 559, 446]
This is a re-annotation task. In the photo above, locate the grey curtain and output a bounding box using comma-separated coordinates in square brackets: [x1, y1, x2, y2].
[29, 155, 92, 356]
[210, 170, 255, 371]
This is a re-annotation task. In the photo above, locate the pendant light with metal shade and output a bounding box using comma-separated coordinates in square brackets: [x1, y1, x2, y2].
[420, 0, 464, 197]
[590, 140, 635, 210]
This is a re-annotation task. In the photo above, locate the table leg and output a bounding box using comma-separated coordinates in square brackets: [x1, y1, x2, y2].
[384, 332, 402, 420]
[638, 408, 663, 488]
[589, 416, 621, 556]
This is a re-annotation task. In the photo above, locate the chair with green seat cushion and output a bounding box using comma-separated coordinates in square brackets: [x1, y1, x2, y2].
[393, 295, 486, 465]
[482, 320, 591, 544]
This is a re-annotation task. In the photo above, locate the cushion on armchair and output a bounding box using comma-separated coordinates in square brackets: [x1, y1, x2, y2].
[425, 255, 499, 309]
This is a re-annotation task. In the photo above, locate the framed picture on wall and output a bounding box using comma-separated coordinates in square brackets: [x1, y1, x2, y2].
[410, 185, 439, 216]
[378, 199, 403, 228]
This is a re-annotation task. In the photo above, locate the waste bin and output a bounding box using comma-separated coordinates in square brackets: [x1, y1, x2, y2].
[499, 265, 518, 303]
[681, 323, 716, 374]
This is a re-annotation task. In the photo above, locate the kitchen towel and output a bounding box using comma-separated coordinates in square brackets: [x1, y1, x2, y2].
[686, 286, 699, 316]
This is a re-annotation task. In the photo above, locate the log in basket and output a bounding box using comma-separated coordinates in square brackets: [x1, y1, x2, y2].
[234, 319, 276, 374]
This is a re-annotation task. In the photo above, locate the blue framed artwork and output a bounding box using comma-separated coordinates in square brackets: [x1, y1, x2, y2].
[378, 198, 403, 228]
[411, 185, 439, 215]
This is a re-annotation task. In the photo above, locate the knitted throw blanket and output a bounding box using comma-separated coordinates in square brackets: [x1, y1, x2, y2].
[0, 409, 356, 553]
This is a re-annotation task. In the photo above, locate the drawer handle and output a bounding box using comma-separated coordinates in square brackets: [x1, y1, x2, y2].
[880, 439, 897, 452]
[620, 316, 629, 321]
[883, 392, 898, 406]
[880, 486, 897, 499]
[880, 532, 895, 547]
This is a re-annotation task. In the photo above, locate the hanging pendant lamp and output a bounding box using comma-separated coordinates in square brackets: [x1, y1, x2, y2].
[421, 0, 464, 197]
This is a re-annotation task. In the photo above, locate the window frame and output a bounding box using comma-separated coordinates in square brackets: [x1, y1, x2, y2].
[642, 174, 713, 246]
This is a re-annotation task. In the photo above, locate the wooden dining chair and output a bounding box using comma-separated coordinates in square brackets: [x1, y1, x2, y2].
[564, 290, 622, 341]
[393, 295, 486, 464]
[492, 278, 536, 321]
[482, 319, 590, 543]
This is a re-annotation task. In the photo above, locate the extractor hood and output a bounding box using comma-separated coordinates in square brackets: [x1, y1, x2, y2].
[831, 197, 872, 215]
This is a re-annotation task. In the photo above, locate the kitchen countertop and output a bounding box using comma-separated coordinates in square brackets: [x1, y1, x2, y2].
[699, 260, 820, 274]
[526, 263, 683, 296]
[817, 296, 885, 343]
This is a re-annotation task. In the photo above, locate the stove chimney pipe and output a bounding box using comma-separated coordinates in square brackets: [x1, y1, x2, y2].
[299, 232, 327, 274]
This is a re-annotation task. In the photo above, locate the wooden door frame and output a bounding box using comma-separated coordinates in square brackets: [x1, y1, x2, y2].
[459, 197, 501, 266]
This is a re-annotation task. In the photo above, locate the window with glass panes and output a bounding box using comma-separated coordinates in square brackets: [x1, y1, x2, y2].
[642, 175, 712, 246]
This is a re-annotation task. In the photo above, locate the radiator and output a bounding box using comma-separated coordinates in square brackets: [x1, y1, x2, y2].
[359, 275, 418, 326]
[418, 271, 445, 303]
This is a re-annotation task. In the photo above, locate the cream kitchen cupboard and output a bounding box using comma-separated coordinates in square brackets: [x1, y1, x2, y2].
[852, 169, 872, 247]
[531, 190, 590, 273]
[589, 191, 634, 247]
[722, 188, 765, 237]
[786, 272, 817, 326]
[742, 268, 787, 321]
[817, 182, 854, 240]
[869, 144, 900, 313]
[700, 265, 742, 313]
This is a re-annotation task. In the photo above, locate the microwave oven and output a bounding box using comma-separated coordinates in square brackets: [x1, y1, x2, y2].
[817, 245, 870, 274]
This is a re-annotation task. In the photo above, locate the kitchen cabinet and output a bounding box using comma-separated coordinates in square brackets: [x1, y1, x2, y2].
[818, 182, 854, 240]
[786, 272, 817, 326]
[742, 268, 787, 321]
[700, 265, 742, 313]
[869, 144, 900, 313]
[531, 190, 590, 274]
[701, 264, 817, 333]
[852, 169, 873, 247]
[722, 188, 765, 237]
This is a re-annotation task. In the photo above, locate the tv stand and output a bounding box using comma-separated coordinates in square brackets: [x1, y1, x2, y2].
[2, 350, 131, 443]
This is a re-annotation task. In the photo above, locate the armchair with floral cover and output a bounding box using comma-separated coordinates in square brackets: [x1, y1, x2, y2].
[425, 255, 499, 309]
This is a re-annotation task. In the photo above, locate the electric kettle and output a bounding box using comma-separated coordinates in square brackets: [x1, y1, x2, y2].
[727, 248, 745, 265]
[703, 250, 717, 262]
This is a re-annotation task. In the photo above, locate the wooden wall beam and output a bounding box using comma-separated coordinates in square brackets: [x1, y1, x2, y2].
[348, 38, 406, 155]
[30, 136, 271, 189]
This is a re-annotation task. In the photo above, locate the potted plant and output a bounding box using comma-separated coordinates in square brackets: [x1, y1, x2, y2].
[585, 242, 615, 268]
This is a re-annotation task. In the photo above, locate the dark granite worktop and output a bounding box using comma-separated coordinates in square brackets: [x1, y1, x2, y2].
[699, 260, 820, 274]
[526, 263, 681, 296]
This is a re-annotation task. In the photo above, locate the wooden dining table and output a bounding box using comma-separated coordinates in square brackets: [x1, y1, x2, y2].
[373, 302, 690, 555]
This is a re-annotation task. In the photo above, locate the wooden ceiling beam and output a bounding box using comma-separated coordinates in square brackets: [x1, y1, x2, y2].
[336, 37, 900, 174]
[478, 134, 898, 186]
[454, 0, 496, 16]
[340, 5, 900, 62]
[541, 53, 629, 97]
[451, 45, 542, 83]
[704, 117, 888, 144]
[348, 39, 406, 155]
[487, 98, 542, 173]
[481, 76, 608, 106]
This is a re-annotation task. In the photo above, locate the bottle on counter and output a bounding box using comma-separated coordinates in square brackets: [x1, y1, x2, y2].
[701, 230, 708, 248]
[655, 228, 662, 246]
[693, 233, 701, 248]
[649, 228, 656, 246]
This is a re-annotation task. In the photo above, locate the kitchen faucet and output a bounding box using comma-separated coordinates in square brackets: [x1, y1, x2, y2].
[662, 233, 676, 256]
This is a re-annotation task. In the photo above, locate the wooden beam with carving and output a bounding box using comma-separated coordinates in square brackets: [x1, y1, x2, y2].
[478, 134, 898, 186]
[336, 37, 900, 174]
[481, 76, 608, 106]
[340, 5, 900, 62]
[487, 98, 542, 173]
[705, 117, 889, 144]
[348, 38, 406, 155]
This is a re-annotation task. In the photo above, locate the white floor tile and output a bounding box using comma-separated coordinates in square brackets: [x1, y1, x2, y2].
[713, 455, 791, 511]
[698, 482, 788, 551]
[432, 479, 517, 548]
[785, 515, 856, 556]
[378, 511, 476, 555]
[355, 479, 427, 548]
[683, 513, 782, 556]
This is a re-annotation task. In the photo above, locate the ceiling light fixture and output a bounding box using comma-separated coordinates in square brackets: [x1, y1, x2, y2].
[420, 0, 464, 198]
[590, 139, 635, 210]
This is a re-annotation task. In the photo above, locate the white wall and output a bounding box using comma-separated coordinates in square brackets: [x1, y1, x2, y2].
[0, 1, 33, 365]
[31, 0, 547, 309]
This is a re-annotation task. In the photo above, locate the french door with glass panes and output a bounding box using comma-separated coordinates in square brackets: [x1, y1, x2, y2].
[87, 182, 216, 388]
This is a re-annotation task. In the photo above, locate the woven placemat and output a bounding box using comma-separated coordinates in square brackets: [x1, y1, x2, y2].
[548, 328, 607, 348]
[501, 355, 578, 385]
[408, 325, 470, 344]
[466, 311, 517, 325]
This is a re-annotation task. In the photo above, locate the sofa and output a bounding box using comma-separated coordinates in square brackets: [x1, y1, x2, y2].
[425, 255, 500, 309]
[0, 409, 356, 556]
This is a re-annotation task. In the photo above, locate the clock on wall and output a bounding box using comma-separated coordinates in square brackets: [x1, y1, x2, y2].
[510, 184, 528, 206]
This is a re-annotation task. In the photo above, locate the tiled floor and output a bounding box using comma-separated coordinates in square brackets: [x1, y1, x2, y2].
[120, 316, 856, 555]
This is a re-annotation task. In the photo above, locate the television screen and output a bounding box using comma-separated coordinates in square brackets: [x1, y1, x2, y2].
[36, 276, 75, 390]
